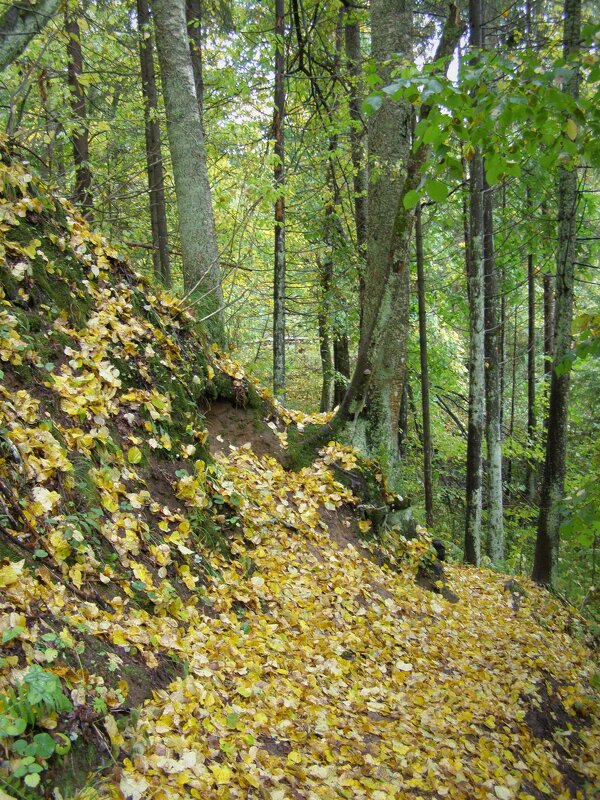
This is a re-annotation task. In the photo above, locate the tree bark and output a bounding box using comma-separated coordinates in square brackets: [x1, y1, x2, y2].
[483, 177, 504, 564]
[65, 5, 93, 216]
[333, 335, 350, 407]
[0, 0, 60, 72]
[416, 202, 434, 528]
[322, 4, 463, 480]
[273, 0, 286, 401]
[151, 0, 225, 344]
[343, 5, 367, 324]
[318, 255, 334, 413]
[186, 0, 204, 123]
[526, 220, 537, 499]
[464, 0, 485, 567]
[533, 0, 581, 587]
[136, 0, 171, 287]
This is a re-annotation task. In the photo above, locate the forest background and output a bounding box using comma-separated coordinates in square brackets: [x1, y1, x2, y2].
[0, 0, 598, 612]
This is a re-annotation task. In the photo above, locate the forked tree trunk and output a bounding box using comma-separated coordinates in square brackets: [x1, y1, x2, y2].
[151, 0, 225, 343]
[415, 202, 434, 528]
[136, 0, 171, 287]
[323, 4, 462, 478]
[65, 5, 93, 215]
[273, 0, 286, 400]
[533, 0, 581, 587]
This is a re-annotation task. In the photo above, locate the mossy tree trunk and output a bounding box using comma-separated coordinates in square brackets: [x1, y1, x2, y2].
[151, 0, 225, 344]
[0, 0, 60, 71]
[320, 3, 463, 482]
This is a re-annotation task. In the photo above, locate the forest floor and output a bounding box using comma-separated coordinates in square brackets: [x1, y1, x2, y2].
[0, 139, 599, 800]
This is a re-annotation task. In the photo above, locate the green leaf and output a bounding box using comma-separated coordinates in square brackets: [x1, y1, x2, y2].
[425, 180, 449, 203]
[32, 732, 56, 759]
[2, 626, 25, 644]
[403, 190, 420, 210]
[24, 772, 41, 788]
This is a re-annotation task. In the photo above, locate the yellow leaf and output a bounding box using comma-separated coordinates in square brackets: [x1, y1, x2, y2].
[358, 519, 372, 533]
[127, 446, 142, 464]
[210, 764, 232, 784]
[565, 118, 577, 140]
[104, 714, 125, 749]
[0, 559, 24, 588]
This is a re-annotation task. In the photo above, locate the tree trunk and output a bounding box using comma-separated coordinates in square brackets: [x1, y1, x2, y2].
[343, 5, 367, 324]
[0, 0, 60, 72]
[543, 271, 555, 379]
[186, 0, 204, 123]
[136, 0, 171, 287]
[151, 0, 225, 344]
[322, 4, 462, 480]
[273, 0, 286, 401]
[416, 202, 434, 528]
[318, 255, 334, 413]
[65, 5, 93, 216]
[333, 335, 350, 407]
[464, 0, 485, 567]
[532, 0, 581, 587]
[526, 220, 537, 499]
[483, 177, 504, 564]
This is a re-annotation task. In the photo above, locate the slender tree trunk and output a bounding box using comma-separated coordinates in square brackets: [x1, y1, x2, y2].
[543, 271, 555, 380]
[186, 0, 204, 123]
[65, 5, 92, 215]
[273, 0, 286, 400]
[343, 5, 367, 324]
[506, 306, 518, 488]
[398, 378, 409, 456]
[533, 0, 581, 587]
[464, 0, 485, 567]
[151, 0, 225, 343]
[526, 209, 537, 498]
[416, 202, 434, 528]
[499, 264, 506, 434]
[483, 177, 504, 564]
[333, 335, 350, 407]
[318, 254, 334, 412]
[136, 0, 171, 287]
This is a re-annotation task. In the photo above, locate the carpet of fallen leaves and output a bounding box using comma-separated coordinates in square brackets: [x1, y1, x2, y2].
[0, 139, 598, 800]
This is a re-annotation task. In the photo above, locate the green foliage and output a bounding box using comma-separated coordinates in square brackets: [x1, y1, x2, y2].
[0, 667, 72, 738]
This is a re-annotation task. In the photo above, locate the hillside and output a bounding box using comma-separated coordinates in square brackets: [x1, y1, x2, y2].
[0, 141, 598, 800]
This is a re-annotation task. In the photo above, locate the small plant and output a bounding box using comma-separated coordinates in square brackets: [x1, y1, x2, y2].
[0, 666, 72, 737]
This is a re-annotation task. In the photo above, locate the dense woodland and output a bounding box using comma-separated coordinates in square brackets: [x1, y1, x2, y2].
[0, 0, 598, 798]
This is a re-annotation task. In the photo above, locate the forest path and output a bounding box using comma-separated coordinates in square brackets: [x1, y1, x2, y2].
[116, 438, 599, 800]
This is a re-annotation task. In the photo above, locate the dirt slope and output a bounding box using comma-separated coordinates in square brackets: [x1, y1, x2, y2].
[0, 138, 598, 800]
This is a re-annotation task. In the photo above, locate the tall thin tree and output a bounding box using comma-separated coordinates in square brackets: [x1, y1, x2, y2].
[532, 0, 581, 587]
[65, 3, 92, 215]
[136, 0, 171, 287]
[272, 0, 286, 400]
[416, 201, 434, 528]
[464, 0, 486, 566]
